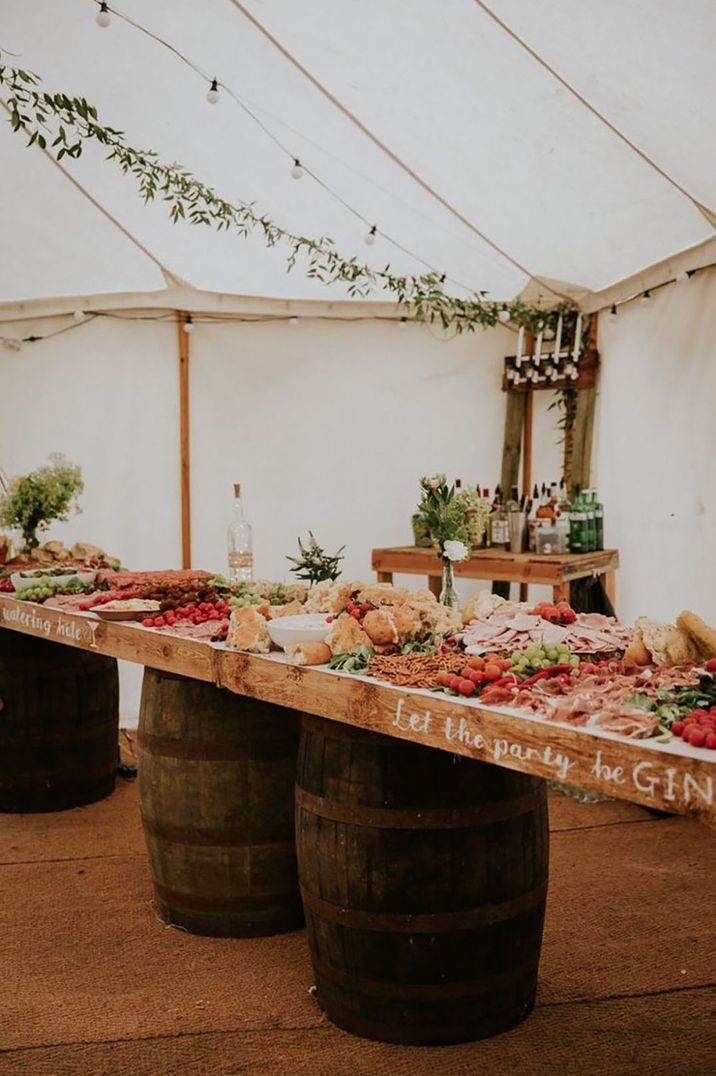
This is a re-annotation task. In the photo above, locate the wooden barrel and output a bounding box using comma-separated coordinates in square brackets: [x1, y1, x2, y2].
[296, 716, 549, 1045]
[0, 630, 119, 813]
[138, 667, 304, 938]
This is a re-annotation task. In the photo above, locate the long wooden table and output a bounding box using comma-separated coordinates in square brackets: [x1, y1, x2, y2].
[1, 594, 714, 827]
[372, 546, 619, 606]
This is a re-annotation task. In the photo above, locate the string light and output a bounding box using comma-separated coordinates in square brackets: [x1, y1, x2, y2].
[290, 159, 304, 180]
[398, 316, 408, 329]
[96, 2, 111, 29]
[608, 303, 618, 321]
[1, 338, 22, 351]
[364, 225, 377, 246]
[206, 79, 220, 105]
[72, 309, 85, 322]
[640, 290, 652, 306]
[183, 316, 194, 334]
[498, 304, 510, 323]
[288, 315, 300, 326]
[439, 273, 446, 285]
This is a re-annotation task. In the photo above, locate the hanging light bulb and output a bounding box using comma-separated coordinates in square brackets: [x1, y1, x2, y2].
[183, 317, 194, 334]
[675, 269, 690, 285]
[364, 225, 377, 246]
[640, 290, 652, 306]
[291, 159, 304, 180]
[439, 273, 446, 285]
[96, 2, 111, 28]
[608, 303, 618, 321]
[72, 309, 85, 322]
[498, 305, 510, 323]
[206, 78, 220, 105]
[289, 315, 300, 327]
[2, 338, 22, 351]
[398, 316, 408, 329]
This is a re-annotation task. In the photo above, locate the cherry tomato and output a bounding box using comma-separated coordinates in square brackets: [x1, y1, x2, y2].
[672, 721, 684, 736]
[467, 656, 485, 670]
[483, 663, 502, 681]
[458, 679, 476, 697]
[688, 728, 706, 748]
[706, 733, 716, 750]
[706, 658, 716, 673]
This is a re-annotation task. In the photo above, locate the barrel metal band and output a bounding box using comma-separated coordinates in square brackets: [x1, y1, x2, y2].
[310, 950, 540, 1001]
[299, 879, 548, 932]
[137, 729, 295, 761]
[295, 786, 545, 829]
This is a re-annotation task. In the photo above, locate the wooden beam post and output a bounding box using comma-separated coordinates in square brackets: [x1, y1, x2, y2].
[522, 389, 533, 494]
[177, 311, 191, 569]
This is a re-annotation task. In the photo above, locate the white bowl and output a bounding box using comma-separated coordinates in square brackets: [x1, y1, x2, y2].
[267, 612, 333, 650]
[11, 569, 96, 591]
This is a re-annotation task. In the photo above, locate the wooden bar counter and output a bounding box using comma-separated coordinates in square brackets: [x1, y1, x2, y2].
[0, 594, 712, 828]
[372, 545, 619, 606]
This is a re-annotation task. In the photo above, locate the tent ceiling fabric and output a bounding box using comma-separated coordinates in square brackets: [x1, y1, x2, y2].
[1, 0, 714, 312]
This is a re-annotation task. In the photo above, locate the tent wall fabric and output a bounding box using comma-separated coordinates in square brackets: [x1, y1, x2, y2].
[1, 0, 715, 313]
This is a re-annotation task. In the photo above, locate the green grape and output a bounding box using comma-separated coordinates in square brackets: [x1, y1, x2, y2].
[545, 647, 557, 662]
[569, 655, 580, 667]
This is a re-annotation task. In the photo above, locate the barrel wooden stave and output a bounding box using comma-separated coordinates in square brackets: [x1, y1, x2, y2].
[296, 716, 549, 1045]
[138, 668, 304, 938]
[0, 630, 118, 813]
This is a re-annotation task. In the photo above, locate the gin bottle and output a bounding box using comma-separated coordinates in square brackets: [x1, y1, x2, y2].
[227, 483, 254, 582]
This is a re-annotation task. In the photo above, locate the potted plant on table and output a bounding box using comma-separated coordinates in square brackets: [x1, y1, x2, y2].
[418, 474, 470, 610]
[0, 454, 84, 555]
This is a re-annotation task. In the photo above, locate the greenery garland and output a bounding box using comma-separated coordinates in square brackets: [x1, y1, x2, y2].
[0, 59, 576, 334]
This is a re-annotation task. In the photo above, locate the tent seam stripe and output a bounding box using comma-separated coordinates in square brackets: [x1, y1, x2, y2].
[225, 0, 568, 299]
[473, 0, 715, 225]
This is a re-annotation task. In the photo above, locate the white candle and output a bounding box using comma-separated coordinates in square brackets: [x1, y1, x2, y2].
[534, 330, 543, 365]
[516, 325, 524, 364]
[553, 314, 563, 364]
[572, 313, 583, 362]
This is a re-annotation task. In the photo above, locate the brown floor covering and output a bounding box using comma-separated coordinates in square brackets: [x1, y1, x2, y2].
[0, 743, 714, 1076]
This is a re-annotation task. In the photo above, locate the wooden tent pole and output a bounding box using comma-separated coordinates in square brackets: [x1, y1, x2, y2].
[177, 311, 192, 569]
[522, 389, 533, 494]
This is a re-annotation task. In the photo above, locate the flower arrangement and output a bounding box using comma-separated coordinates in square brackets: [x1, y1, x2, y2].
[0, 454, 84, 553]
[287, 532, 345, 587]
[417, 475, 470, 609]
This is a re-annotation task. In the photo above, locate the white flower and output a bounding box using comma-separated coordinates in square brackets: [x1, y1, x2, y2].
[443, 539, 469, 562]
[427, 476, 441, 490]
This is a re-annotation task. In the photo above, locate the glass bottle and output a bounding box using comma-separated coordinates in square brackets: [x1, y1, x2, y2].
[593, 489, 604, 550]
[568, 485, 586, 554]
[584, 489, 596, 553]
[227, 483, 254, 582]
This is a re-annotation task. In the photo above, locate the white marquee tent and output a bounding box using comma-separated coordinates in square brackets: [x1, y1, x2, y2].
[2, 0, 715, 722]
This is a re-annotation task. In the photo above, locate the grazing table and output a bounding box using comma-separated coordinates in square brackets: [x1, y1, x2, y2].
[1, 593, 714, 1043]
[372, 545, 619, 606]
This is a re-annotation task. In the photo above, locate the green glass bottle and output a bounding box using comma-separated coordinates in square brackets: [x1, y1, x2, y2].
[569, 485, 586, 554]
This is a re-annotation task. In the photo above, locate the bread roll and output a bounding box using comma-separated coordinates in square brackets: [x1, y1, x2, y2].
[285, 642, 331, 667]
[676, 610, 716, 661]
[327, 615, 372, 655]
[226, 607, 270, 653]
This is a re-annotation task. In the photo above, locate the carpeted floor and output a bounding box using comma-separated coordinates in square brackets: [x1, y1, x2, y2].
[0, 734, 714, 1076]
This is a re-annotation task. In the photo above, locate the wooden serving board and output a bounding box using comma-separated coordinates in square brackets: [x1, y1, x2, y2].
[1, 595, 714, 827]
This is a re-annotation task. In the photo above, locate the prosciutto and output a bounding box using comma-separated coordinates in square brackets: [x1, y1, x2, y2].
[463, 608, 631, 655]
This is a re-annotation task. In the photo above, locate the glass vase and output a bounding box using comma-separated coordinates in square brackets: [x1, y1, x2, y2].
[439, 556, 459, 610]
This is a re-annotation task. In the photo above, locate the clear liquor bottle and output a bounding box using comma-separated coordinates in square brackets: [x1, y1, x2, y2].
[227, 483, 254, 582]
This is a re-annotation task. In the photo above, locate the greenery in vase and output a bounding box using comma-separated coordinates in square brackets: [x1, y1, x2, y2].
[418, 475, 470, 556]
[287, 532, 345, 586]
[0, 454, 84, 553]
